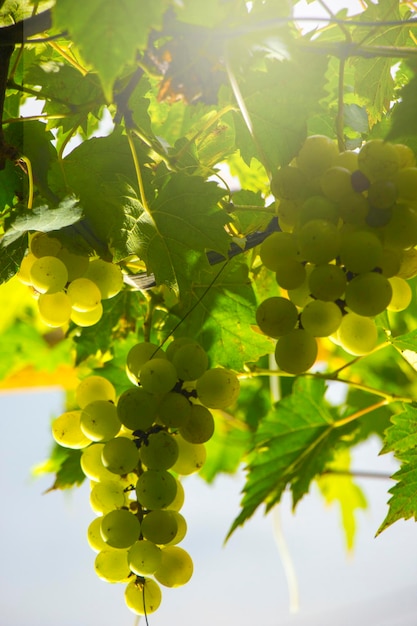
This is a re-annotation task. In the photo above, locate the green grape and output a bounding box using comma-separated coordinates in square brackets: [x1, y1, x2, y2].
[171, 342, 209, 381]
[256, 296, 298, 338]
[345, 272, 392, 316]
[30, 256, 69, 294]
[154, 546, 194, 588]
[297, 219, 340, 264]
[139, 431, 179, 470]
[298, 195, 339, 226]
[270, 165, 311, 202]
[308, 264, 346, 301]
[125, 578, 162, 616]
[140, 358, 178, 394]
[179, 404, 214, 444]
[102, 436, 140, 475]
[259, 232, 299, 272]
[76, 375, 116, 409]
[80, 400, 121, 442]
[339, 230, 383, 274]
[30, 233, 62, 258]
[337, 313, 378, 355]
[117, 387, 159, 431]
[367, 179, 397, 210]
[358, 139, 400, 182]
[387, 276, 412, 312]
[167, 478, 185, 511]
[136, 469, 178, 509]
[100, 509, 141, 548]
[128, 540, 163, 575]
[394, 167, 417, 201]
[383, 204, 417, 249]
[338, 192, 369, 224]
[81, 443, 118, 481]
[157, 392, 192, 429]
[57, 248, 90, 281]
[196, 368, 240, 409]
[165, 337, 194, 360]
[379, 247, 403, 278]
[398, 248, 417, 279]
[90, 480, 126, 514]
[94, 549, 131, 583]
[275, 329, 318, 374]
[85, 259, 124, 299]
[141, 509, 179, 545]
[166, 512, 187, 545]
[16, 253, 37, 285]
[296, 134, 339, 178]
[171, 435, 206, 475]
[38, 291, 72, 327]
[126, 342, 167, 384]
[67, 277, 102, 312]
[275, 259, 306, 290]
[394, 143, 416, 168]
[52, 410, 91, 449]
[87, 517, 108, 552]
[320, 167, 353, 203]
[277, 199, 300, 230]
[332, 150, 358, 172]
[70, 302, 103, 327]
[287, 273, 314, 307]
[300, 300, 342, 337]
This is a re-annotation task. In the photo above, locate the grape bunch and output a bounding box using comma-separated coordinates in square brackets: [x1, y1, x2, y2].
[16, 232, 123, 328]
[257, 135, 417, 374]
[51, 338, 240, 617]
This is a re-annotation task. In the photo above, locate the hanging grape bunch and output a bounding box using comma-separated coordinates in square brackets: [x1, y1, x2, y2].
[51, 338, 240, 617]
[16, 232, 124, 328]
[257, 135, 417, 374]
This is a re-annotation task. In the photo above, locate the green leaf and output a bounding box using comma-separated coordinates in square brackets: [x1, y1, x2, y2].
[53, 0, 169, 101]
[228, 378, 340, 535]
[3, 196, 83, 245]
[34, 445, 85, 490]
[377, 405, 417, 533]
[0, 235, 27, 283]
[387, 73, 417, 141]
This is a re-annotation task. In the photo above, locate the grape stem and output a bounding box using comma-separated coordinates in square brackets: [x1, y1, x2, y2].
[126, 130, 150, 214]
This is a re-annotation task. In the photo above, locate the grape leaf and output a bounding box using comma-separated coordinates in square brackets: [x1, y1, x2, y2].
[387, 73, 417, 142]
[0, 235, 27, 283]
[377, 405, 417, 533]
[34, 445, 85, 490]
[53, 0, 169, 101]
[228, 377, 356, 536]
[391, 328, 417, 354]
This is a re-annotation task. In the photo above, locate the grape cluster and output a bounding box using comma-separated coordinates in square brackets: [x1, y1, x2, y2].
[258, 135, 417, 374]
[16, 232, 123, 328]
[52, 338, 240, 617]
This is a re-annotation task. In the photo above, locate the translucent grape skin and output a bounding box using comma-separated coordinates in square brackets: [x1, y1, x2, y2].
[157, 392, 192, 429]
[179, 404, 215, 444]
[275, 328, 318, 375]
[196, 368, 240, 409]
[345, 272, 392, 317]
[128, 540, 163, 576]
[139, 358, 178, 394]
[337, 313, 378, 355]
[30, 256, 69, 294]
[139, 431, 179, 470]
[256, 296, 298, 338]
[300, 300, 342, 337]
[102, 437, 140, 475]
[141, 509, 179, 545]
[171, 342, 209, 381]
[80, 400, 121, 442]
[76, 375, 116, 408]
[38, 291, 72, 327]
[136, 469, 178, 509]
[117, 387, 159, 431]
[52, 410, 91, 449]
[100, 509, 141, 549]
[125, 578, 162, 616]
[85, 259, 124, 299]
[171, 436, 207, 475]
[154, 546, 194, 588]
[67, 277, 102, 312]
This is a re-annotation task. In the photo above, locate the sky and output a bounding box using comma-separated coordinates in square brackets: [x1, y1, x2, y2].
[1, 388, 417, 626]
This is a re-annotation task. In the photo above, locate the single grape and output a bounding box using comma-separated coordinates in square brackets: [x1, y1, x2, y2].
[308, 264, 346, 301]
[394, 143, 416, 168]
[76, 375, 116, 409]
[30, 256, 68, 294]
[383, 204, 417, 249]
[141, 509, 179, 545]
[136, 469, 178, 509]
[338, 192, 369, 224]
[154, 546, 194, 588]
[296, 134, 339, 178]
[52, 410, 91, 449]
[100, 509, 141, 548]
[157, 392, 192, 429]
[398, 248, 417, 279]
[300, 300, 342, 337]
[345, 272, 392, 317]
[270, 165, 311, 202]
[102, 437, 140, 475]
[16, 253, 37, 285]
[277, 199, 300, 230]
[275, 329, 318, 374]
[358, 139, 400, 182]
[387, 276, 412, 312]
[196, 368, 240, 409]
[126, 341, 167, 384]
[166, 478, 185, 511]
[81, 443, 118, 482]
[166, 511, 187, 545]
[394, 167, 417, 201]
[87, 517, 108, 552]
[139, 431, 179, 471]
[128, 540, 163, 575]
[367, 179, 397, 210]
[67, 277, 102, 312]
[171, 341, 209, 381]
[90, 480, 126, 514]
[179, 404, 215, 444]
[117, 387, 159, 431]
[94, 549, 131, 583]
[297, 219, 340, 265]
[57, 248, 90, 281]
[287, 273, 314, 307]
[255, 296, 298, 338]
[320, 166, 353, 203]
[259, 232, 299, 272]
[171, 435, 206, 475]
[38, 291, 72, 327]
[30, 233, 62, 258]
[337, 313, 378, 355]
[332, 150, 358, 172]
[275, 259, 306, 290]
[85, 259, 124, 299]
[140, 358, 178, 394]
[339, 230, 383, 274]
[125, 578, 162, 616]
[298, 195, 339, 227]
[70, 302, 103, 327]
[80, 400, 121, 442]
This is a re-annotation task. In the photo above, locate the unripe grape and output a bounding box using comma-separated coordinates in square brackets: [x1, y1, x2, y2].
[308, 264, 346, 301]
[154, 546, 193, 588]
[89, 480, 126, 514]
[383, 204, 417, 249]
[158, 391, 192, 429]
[81, 443, 118, 482]
[275, 259, 306, 289]
[398, 248, 417, 279]
[30, 233, 62, 258]
[297, 219, 340, 264]
[136, 469, 178, 509]
[140, 358, 178, 394]
[332, 150, 358, 172]
[256, 296, 298, 338]
[100, 509, 141, 548]
[126, 341, 167, 384]
[339, 230, 383, 274]
[196, 367, 240, 409]
[259, 231, 299, 271]
[141, 509, 179, 545]
[171, 341, 209, 381]
[139, 431, 179, 470]
[270, 165, 311, 202]
[367, 179, 397, 210]
[94, 549, 131, 583]
[345, 272, 392, 317]
[337, 313, 378, 355]
[125, 578, 162, 615]
[30, 256, 68, 293]
[300, 300, 342, 337]
[179, 404, 215, 444]
[275, 328, 318, 374]
[320, 166, 353, 202]
[117, 387, 159, 431]
[102, 436, 140, 475]
[394, 143, 416, 168]
[298, 195, 339, 225]
[171, 435, 206, 475]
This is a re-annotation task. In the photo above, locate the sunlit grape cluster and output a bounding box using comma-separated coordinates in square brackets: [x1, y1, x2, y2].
[257, 135, 417, 374]
[51, 339, 240, 616]
[16, 232, 123, 328]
